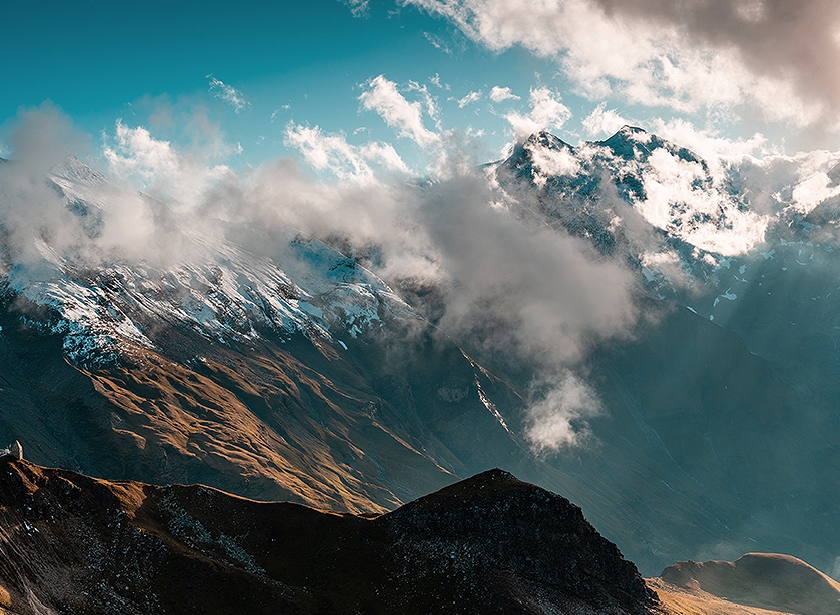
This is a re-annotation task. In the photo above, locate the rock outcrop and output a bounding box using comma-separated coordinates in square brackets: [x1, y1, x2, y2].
[0, 460, 658, 615]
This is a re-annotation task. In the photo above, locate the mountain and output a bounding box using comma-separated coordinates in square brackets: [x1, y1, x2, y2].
[1, 129, 840, 579]
[0, 460, 658, 615]
[492, 127, 840, 572]
[655, 553, 840, 615]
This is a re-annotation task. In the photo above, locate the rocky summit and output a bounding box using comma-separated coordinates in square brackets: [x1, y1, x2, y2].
[0, 459, 658, 615]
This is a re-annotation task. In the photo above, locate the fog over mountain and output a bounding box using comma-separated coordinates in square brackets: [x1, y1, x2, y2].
[2, 100, 840, 584]
[5, 1, 840, 611]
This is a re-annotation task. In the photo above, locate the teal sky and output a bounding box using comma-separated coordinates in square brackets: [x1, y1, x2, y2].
[3, 0, 839, 176]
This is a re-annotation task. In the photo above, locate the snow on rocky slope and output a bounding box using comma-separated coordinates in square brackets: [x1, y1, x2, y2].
[8, 155, 416, 368]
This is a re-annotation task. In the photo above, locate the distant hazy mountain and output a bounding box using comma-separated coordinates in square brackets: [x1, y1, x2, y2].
[0, 129, 840, 578]
[655, 553, 840, 615]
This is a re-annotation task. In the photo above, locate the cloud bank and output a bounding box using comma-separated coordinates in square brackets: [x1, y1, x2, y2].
[406, 0, 840, 127]
[0, 103, 650, 453]
[11, 100, 840, 453]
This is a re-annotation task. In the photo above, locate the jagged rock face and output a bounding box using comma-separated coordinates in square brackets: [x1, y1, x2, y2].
[381, 469, 657, 614]
[0, 460, 657, 615]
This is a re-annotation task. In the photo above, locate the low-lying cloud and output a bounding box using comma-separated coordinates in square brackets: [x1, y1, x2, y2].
[0, 104, 650, 454]
[8, 99, 840, 454]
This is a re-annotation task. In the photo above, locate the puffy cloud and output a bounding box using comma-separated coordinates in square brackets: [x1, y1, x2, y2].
[581, 102, 631, 137]
[525, 140, 580, 187]
[283, 123, 410, 183]
[406, 0, 840, 127]
[102, 119, 233, 205]
[458, 90, 482, 107]
[2, 101, 89, 173]
[359, 75, 441, 148]
[504, 87, 572, 139]
[0, 105, 90, 268]
[634, 147, 770, 255]
[104, 120, 180, 186]
[525, 373, 600, 453]
[207, 76, 250, 113]
[489, 86, 519, 102]
[419, 174, 638, 367]
[648, 118, 770, 161]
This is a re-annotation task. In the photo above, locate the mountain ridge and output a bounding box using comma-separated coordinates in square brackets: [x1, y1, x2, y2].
[0, 459, 658, 615]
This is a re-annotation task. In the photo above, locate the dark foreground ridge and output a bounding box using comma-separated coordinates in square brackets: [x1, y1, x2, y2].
[0, 460, 658, 614]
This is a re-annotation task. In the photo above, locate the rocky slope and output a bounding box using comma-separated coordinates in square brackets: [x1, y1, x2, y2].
[654, 553, 840, 615]
[0, 460, 658, 615]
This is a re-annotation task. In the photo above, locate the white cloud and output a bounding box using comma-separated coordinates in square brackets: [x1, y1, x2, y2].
[526, 140, 580, 187]
[284, 123, 410, 183]
[359, 75, 441, 148]
[405, 0, 840, 128]
[489, 86, 519, 102]
[458, 90, 482, 107]
[784, 150, 840, 215]
[648, 118, 770, 161]
[504, 87, 571, 139]
[525, 373, 600, 453]
[102, 119, 233, 205]
[104, 120, 181, 186]
[207, 76, 250, 113]
[343, 0, 369, 17]
[634, 148, 769, 255]
[581, 102, 631, 138]
[430, 73, 450, 90]
[423, 31, 453, 55]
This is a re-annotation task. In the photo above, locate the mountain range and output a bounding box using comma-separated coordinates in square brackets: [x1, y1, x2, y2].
[0, 125, 839, 584]
[0, 457, 836, 615]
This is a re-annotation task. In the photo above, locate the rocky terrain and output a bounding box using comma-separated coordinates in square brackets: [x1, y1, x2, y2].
[0, 460, 657, 615]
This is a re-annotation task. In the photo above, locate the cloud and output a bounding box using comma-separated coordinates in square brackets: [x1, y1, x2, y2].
[207, 76, 250, 113]
[458, 90, 482, 107]
[0, 105, 91, 269]
[406, 0, 840, 128]
[525, 373, 601, 453]
[581, 102, 631, 137]
[634, 147, 770, 255]
[283, 123, 410, 182]
[489, 86, 519, 103]
[525, 140, 581, 187]
[2, 101, 89, 173]
[424, 31, 454, 55]
[429, 73, 450, 90]
[359, 75, 441, 148]
[417, 174, 638, 367]
[342, 0, 369, 17]
[504, 87, 572, 139]
[648, 118, 770, 161]
[102, 119, 233, 206]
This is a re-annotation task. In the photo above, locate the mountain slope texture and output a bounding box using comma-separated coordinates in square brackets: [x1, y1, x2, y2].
[0, 461, 658, 615]
[1, 128, 840, 577]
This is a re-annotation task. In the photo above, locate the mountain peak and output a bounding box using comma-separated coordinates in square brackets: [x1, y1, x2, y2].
[525, 129, 573, 150]
[49, 154, 107, 185]
[383, 469, 658, 613]
[0, 461, 659, 614]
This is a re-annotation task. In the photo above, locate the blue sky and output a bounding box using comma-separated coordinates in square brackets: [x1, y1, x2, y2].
[2, 0, 543, 168]
[3, 0, 840, 177]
